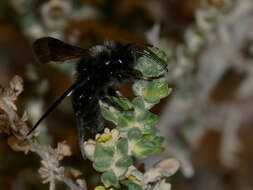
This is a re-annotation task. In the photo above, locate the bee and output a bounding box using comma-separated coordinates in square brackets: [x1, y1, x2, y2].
[27, 37, 167, 157]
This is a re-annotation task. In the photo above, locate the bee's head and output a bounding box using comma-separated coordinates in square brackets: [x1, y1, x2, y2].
[103, 41, 168, 80]
[97, 41, 137, 80]
[85, 40, 167, 81]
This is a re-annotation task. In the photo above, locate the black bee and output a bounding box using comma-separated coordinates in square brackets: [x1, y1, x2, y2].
[27, 37, 167, 157]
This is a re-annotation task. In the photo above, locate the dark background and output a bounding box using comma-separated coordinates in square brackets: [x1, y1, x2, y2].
[1, 0, 253, 190]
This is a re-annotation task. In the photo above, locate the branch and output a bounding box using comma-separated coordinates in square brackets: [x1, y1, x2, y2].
[0, 75, 87, 190]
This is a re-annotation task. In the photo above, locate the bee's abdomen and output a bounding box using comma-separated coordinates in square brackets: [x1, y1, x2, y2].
[72, 86, 104, 140]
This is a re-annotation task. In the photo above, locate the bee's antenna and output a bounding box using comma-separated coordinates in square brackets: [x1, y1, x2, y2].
[26, 79, 86, 137]
[135, 50, 168, 72]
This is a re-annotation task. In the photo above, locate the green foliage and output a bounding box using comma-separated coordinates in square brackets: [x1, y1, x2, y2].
[84, 47, 172, 189]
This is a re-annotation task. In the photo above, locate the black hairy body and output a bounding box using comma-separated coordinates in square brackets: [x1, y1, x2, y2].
[27, 37, 167, 158]
[72, 41, 136, 153]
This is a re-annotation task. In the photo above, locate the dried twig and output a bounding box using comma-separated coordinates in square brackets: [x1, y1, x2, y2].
[0, 75, 87, 190]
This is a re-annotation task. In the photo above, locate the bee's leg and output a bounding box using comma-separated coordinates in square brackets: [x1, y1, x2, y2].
[76, 118, 86, 159]
[100, 96, 124, 112]
[107, 88, 134, 112]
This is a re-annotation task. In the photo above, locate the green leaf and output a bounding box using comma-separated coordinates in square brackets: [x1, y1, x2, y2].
[117, 138, 128, 155]
[113, 166, 128, 179]
[135, 110, 157, 134]
[101, 170, 119, 188]
[143, 135, 164, 146]
[127, 128, 142, 141]
[117, 112, 135, 131]
[112, 93, 133, 111]
[148, 47, 168, 61]
[142, 135, 164, 154]
[132, 97, 145, 110]
[135, 47, 168, 78]
[101, 106, 119, 125]
[132, 139, 156, 159]
[142, 124, 157, 134]
[146, 79, 169, 102]
[115, 156, 133, 168]
[136, 110, 157, 123]
[93, 145, 114, 172]
[136, 56, 163, 77]
[133, 78, 169, 103]
[121, 181, 142, 190]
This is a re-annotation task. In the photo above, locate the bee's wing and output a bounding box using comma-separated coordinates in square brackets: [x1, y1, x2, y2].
[32, 37, 86, 64]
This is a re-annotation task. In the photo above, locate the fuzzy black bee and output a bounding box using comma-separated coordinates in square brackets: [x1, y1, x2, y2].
[27, 37, 167, 157]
